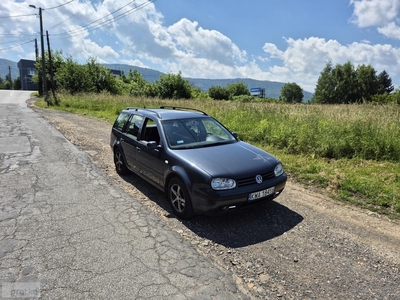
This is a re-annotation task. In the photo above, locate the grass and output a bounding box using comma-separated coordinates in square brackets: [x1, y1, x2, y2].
[36, 94, 400, 219]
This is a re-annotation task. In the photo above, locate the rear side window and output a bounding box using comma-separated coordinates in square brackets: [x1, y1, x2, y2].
[126, 114, 144, 140]
[113, 112, 130, 131]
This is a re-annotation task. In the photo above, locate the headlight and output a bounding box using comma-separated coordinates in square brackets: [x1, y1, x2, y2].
[211, 178, 237, 190]
[274, 163, 284, 177]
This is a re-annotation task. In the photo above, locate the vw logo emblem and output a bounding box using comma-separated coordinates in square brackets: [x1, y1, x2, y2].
[255, 175, 263, 184]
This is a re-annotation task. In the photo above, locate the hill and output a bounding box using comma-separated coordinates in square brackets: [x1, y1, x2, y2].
[2, 59, 313, 101]
[0, 59, 19, 80]
[104, 64, 313, 101]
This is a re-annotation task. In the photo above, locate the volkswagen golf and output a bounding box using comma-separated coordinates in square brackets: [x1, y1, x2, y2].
[110, 106, 287, 219]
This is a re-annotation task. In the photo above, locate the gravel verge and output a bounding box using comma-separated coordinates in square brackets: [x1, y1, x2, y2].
[29, 101, 400, 299]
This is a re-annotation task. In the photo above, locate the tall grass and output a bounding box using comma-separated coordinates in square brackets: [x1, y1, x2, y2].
[48, 93, 400, 162]
[37, 94, 400, 217]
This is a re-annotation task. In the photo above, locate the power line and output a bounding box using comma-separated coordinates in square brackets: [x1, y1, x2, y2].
[51, 0, 155, 39]
[44, 0, 75, 11]
[51, 0, 138, 37]
[0, 13, 36, 18]
[0, 40, 35, 51]
[48, 0, 94, 30]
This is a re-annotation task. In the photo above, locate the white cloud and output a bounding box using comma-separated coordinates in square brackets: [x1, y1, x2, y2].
[350, 0, 400, 40]
[2, 1, 400, 94]
[350, 0, 400, 27]
[120, 59, 148, 68]
[262, 43, 284, 59]
[261, 37, 400, 92]
[378, 22, 400, 39]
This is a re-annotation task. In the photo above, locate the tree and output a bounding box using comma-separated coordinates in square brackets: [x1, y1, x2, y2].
[333, 62, 358, 104]
[226, 82, 250, 97]
[377, 70, 394, 94]
[154, 72, 192, 99]
[312, 61, 336, 104]
[126, 69, 152, 96]
[56, 56, 92, 94]
[208, 85, 230, 100]
[13, 77, 21, 90]
[280, 82, 304, 103]
[356, 64, 379, 101]
[86, 57, 120, 94]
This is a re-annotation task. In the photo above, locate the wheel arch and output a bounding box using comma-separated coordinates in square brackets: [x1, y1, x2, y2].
[164, 166, 192, 196]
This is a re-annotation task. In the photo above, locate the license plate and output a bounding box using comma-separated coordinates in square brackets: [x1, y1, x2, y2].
[248, 187, 275, 201]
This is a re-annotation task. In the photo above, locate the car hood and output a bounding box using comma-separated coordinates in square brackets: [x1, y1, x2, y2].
[175, 141, 279, 177]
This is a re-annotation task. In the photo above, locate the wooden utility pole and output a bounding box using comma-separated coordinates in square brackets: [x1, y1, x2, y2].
[46, 31, 56, 99]
[8, 66, 12, 90]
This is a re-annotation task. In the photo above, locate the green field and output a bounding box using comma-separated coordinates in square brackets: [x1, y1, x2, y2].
[36, 93, 400, 219]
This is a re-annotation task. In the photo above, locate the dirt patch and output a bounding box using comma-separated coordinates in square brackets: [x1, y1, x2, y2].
[30, 101, 400, 299]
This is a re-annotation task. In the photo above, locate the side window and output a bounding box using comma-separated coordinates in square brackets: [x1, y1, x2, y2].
[142, 118, 160, 144]
[113, 112, 130, 131]
[203, 119, 229, 139]
[126, 114, 144, 140]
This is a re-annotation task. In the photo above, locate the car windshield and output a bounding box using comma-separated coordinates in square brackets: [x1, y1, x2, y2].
[162, 117, 237, 149]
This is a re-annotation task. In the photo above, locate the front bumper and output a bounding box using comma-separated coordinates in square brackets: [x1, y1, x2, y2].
[191, 173, 287, 216]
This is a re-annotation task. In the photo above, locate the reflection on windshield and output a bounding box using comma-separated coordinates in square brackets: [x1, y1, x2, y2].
[162, 117, 236, 149]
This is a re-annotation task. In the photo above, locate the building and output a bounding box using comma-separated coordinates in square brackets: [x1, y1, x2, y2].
[18, 59, 38, 91]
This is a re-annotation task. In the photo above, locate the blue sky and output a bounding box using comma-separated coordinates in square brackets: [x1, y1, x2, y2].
[1, 0, 400, 92]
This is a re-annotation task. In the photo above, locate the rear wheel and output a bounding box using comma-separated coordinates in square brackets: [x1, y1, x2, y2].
[167, 177, 194, 219]
[114, 148, 129, 175]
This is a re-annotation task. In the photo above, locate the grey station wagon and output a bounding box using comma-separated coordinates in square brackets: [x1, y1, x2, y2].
[110, 106, 287, 218]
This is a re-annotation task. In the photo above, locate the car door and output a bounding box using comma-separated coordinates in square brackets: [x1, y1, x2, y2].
[135, 118, 165, 187]
[120, 114, 144, 170]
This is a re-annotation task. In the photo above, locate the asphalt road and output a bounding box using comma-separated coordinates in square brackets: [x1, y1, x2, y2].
[0, 90, 248, 299]
[1, 91, 400, 300]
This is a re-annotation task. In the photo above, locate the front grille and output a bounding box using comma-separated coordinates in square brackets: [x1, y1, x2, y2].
[236, 171, 275, 187]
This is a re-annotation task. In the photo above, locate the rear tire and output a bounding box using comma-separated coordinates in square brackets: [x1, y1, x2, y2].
[167, 177, 195, 219]
[114, 148, 129, 175]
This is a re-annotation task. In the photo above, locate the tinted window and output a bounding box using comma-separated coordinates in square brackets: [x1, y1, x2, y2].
[113, 112, 130, 131]
[142, 118, 160, 144]
[126, 114, 144, 140]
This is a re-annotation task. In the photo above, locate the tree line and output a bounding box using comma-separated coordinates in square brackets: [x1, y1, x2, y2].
[0, 74, 20, 90]
[312, 61, 398, 104]
[4, 49, 400, 105]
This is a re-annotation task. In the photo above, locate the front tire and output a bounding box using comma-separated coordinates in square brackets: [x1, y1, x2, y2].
[167, 177, 194, 219]
[114, 148, 129, 175]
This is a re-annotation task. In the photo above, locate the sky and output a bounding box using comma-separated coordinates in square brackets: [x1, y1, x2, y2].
[1, 0, 400, 92]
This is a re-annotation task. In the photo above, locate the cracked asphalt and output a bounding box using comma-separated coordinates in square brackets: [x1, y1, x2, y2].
[2, 91, 400, 300]
[0, 91, 248, 299]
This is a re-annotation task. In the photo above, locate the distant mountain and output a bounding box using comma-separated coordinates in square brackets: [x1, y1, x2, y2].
[184, 78, 314, 101]
[103, 63, 163, 83]
[105, 64, 313, 101]
[0, 59, 19, 80]
[2, 59, 313, 101]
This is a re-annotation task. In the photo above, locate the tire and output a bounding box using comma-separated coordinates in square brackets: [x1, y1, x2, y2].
[114, 148, 129, 175]
[167, 177, 195, 219]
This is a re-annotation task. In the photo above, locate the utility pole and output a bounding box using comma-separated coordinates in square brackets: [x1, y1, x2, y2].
[35, 38, 42, 94]
[29, 5, 48, 105]
[8, 66, 12, 90]
[46, 30, 56, 100]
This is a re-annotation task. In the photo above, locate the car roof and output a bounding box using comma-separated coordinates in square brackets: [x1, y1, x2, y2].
[121, 107, 210, 121]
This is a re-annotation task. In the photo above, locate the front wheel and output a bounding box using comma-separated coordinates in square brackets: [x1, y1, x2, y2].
[167, 177, 194, 219]
[114, 148, 129, 175]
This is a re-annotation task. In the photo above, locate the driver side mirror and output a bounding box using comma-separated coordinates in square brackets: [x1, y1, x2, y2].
[146, 141, 159, 149]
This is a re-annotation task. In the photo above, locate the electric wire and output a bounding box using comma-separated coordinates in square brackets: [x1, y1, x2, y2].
[0, 13, 36, 18]
[51, 0, 138, 37]
[0, 40, 35, 52]
[44, 0, 75, 10]
[51, 0, 155, 40]
[48, 0, 99, 30]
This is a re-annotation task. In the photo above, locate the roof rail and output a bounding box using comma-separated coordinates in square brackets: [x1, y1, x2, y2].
[159, 106, 208, 116]
[125, 107, 162, 118]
